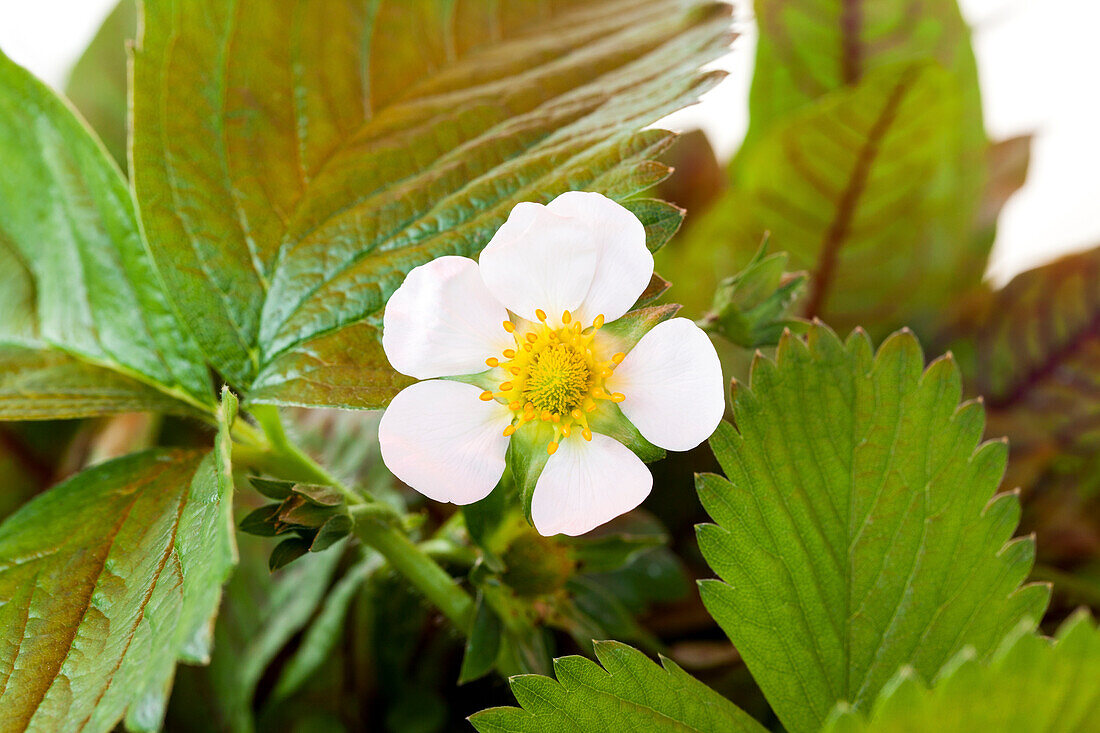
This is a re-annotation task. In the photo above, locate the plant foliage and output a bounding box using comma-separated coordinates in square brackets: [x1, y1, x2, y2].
[696, 324, 1050, 731]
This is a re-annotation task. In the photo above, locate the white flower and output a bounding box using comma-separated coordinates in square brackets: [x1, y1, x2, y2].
[378, 191, 724, 536]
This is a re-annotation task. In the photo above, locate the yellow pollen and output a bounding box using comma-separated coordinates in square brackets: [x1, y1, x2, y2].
[479, 391, 494, 401]
[485, 306, 627, 453]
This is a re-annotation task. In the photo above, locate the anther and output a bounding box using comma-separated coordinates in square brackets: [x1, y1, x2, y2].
[581, 429, 592, 441]
[503, 320, 515, 333]
[503, 425, 516, 437]
[541, 410, 552, 421]
[612, 352, 626, 364]
[526, 332, 538, 343]
[503, 349, 516, 359]
[547, 441, 559, 455]
[611, 392, 626, 403]
[500, 381, 513, 391]
[485, 357, 499, 367]
[601, 368, 613, 378]
[562, 425, 571, 437]
[552, 414, 560, 423]
[510, 366, 521, 375]
[479, 391, 494, 401]
[562, 310, 572, 324]
[593, 314, 605, 328]
[509, 401, 521, 410]
[536, 308, 547, 322]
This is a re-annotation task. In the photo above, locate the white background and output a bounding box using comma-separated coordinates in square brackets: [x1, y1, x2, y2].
[1, 0, 1096, 284]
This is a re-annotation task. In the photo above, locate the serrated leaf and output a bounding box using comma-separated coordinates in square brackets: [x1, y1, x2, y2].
[696, 324, 1050, 732]
[64, 0, 135, 169]
[468, 640, 766, 732]
[823, 611, 1100, 732]
[0, 47, 212, 413]
[168, 526, 343, 732]
[131, 0, 732, 405]
[690, 63, 983, 334]
[939, 245, 1100, 495]
[0, 346, 200, 420]
[0, 442, 235, 732]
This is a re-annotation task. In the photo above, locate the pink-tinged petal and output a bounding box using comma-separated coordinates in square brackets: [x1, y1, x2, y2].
[547, 191, 652, 325]
[605, 317, 724, 451]
[382, 256, 512, 379]
[379, 380, 512, 504]
[531, 433, 652, 537]
[478, 201, 597, 324]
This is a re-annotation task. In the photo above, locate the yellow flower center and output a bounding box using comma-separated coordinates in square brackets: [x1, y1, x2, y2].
[479, 309, 626, 455]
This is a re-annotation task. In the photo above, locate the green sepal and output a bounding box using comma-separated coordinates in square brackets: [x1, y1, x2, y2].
[598, 304, 682, 357]
[587, 401, 665, 463]
[310, 515, 353, 552]
[565, 532, 666, 575]
[249, 477, 296, 501]
[700, 238, 808, 348]
[239, 505, 281, 537]
[269, 537, 312, 572]
[508, 420, 555, 523]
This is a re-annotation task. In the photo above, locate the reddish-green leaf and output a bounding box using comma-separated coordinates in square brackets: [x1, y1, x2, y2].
[131, 0, 733, 405]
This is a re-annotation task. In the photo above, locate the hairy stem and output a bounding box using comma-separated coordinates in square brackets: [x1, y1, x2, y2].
[354, 512, 475, 632]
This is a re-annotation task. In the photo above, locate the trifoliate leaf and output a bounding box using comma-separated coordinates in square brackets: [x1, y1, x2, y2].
[469, 640, 766, 733]
[696, 324, 1050, 732]
[823, 611, 1100, 732]
[131, 0, 732, 405]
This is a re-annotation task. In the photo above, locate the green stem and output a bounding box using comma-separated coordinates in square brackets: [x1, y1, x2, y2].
[248, 404, 365, 506]
[354, 516, 475, 632]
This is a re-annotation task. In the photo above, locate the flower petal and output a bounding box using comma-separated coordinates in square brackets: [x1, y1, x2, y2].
[531, 433, 652, 536]
[478, 201, 598, 324]
[379, 380, 512, 504]
[382, 256, 512, 379]
[547, 191, 652, 324]
[605, 317, 724, 451]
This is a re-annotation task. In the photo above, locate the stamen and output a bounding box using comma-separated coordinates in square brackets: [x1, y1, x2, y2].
[479, 391, 494, 401]
[485, 357, 499, 367]
[582, 428, 592, 441]
[612, 352, 626, 364]
[509, 401, 521, 410]
[503, 320, 515, 333]
[535, 308, 547, 322]
[500, 381, 513, 391]
[593, 314, 605, 328]
[503, 349, 516, 359]
[503, 424, 516, 437]
[526, 332, 538, 343]
[547, 441, 559, 455]
[562, 310, 572, 324]
[611, 392, 626, 403]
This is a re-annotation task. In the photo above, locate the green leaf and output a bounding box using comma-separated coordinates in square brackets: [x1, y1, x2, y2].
[939, 244, 1100, 495]
[270, 551, 382, 702]
[64, 0, 136, 170]
[459, 592, 504, 685]
[743, 0, 982, 157]
[0, 47, 212, 414]
[823, 611, 1100, 732]
[0, 442, 236, 732]
[696, 324, 1050, 732]
[169, 528, 343, 733]
[131, 0, 732, 404]
[468, 640, 766, 732]
[688, 63, 984, 335]
[0, 346, 201, 420]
